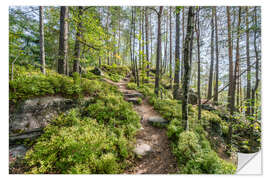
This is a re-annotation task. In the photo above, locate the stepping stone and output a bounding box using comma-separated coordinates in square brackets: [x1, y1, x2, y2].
[126, 97, 141, 105]
[148, 116, 169, 126]
[133, 142, 152, 157]
[9, 145, 27, 158]
[124, 93, 144, 98]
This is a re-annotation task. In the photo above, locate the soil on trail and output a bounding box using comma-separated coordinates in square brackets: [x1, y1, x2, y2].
[104, 78, 179, 174]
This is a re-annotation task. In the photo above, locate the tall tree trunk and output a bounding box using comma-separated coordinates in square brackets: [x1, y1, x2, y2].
[195, 8, 201, 121]
[39, 6, 46, 75]
[134, 8, 139, 87]
[162, 13, 169, 75]
[141, 7, 145, 83]
[145, 7, 150, 81]
[250, 7, 260, 152]
[207, 8, 215, 100]
[169, 7, 173, 89]
[73, 6, 83, 73]
[214, 7, 219, 104]
[226, 6, 234, 150]
[245, 7, 251, 117]
[150, 13, 153, 68]
[181, 8, 185, 83]
[173, 7, 180, 99]
[106, 7, 110, 65]
[58, 6, 69, 75]
[234, 7, 242, 111]
[154, 7, 163, 96]
[182, 7, 195, 131]
[130, 7, 135, 80]
[251, 7, 260, 116]
[118, 8, 121, 65]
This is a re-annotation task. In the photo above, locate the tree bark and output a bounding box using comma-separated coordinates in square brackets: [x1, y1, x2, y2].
[251, 7, 260, 116]
[106, 7, 110, 65]
[73, 6, 83, 73]
[39, 6, 46, 75]
[195, 8, 201, 121]
[182, 7, 194, 131]
[207, 7, 215, 100]
[214, 7, 219, 104]
[134, 8, 140, 87]
[173, 8, 180, 99]
[118, 8, 121, 65]
[130, 7, 136, 81]
[150, 13, 153, 68]
[226, 6, 234, 149]
[145, 7, 150, 81]
[58, 6, 69, 75]
[181, 8, 185, 84]
[154, 7, 163, 96]
[245, 7, 251, 117]
[169, 7, 173, 89]
[234, 7, 242, 112]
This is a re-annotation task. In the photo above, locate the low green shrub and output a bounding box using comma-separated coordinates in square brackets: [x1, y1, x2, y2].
[127, 82, 137, 90]
[152, 99, 182, 121]
[173, 131, 236, 174]
[174, 131, 201, 163]
[9, 65, 119, 104]
[101, 64, 130, 82]
[25, 93, 141, 174]
[101, 64, 130, 77]
[82, 71, 101, 80]
[167, 119, 184, 141]
[83, 94, 141, 138]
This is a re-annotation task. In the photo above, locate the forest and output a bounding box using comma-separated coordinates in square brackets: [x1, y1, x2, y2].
[9, 6, 261, 174]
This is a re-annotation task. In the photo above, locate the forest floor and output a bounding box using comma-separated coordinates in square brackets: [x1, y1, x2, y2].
[103, 77, 179, 174]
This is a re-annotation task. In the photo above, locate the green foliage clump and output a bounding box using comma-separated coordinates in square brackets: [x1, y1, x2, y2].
[173, 131, 236, 174]
[127, 83, 154, 98]
[127, 82, 137, 90]
[25, 93, 141, 174]
[9, 65, 117, 104]
[82, 70, 101, 80]
[101, 64, 130, 82]
[167, 119, 184, 141]
[201, 110, 229, 136]
[175, 131, 201, 163]
[83, 94, 141, 138]
[152, 99, 182, 121]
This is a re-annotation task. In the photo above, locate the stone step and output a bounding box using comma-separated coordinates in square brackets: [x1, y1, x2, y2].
[147, 116, 169, 126]
[124, 93, 144, 98]
[133, 140, 152, 157]
[125, 97, 141, 105]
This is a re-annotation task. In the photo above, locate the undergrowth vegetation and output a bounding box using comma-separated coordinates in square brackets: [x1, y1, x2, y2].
[9, 65, 117, 104]
[101, 64, 130, 82]
[127, 80, 236, 174]
[25, 96, 141, 174]
[10, 64, 141, 174]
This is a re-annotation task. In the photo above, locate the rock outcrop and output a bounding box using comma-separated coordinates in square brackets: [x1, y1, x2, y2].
[9, 96, 75, 135]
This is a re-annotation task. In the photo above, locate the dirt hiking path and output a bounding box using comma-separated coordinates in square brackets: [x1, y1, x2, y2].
[104, 78, 179, 174]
